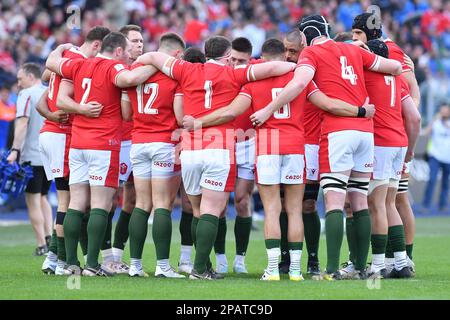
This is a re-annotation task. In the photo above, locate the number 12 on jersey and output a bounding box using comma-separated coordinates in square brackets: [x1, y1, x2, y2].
[136, 83, 159, 114]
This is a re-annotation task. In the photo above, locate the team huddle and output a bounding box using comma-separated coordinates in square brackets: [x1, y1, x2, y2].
[32, 12, 421, 281]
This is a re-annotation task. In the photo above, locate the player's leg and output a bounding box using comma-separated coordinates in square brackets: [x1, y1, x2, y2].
[395, 162, 415, 274]
[255, 154, 282, 281]
[303, 185, 321, 276]
[279, 187, 290, 274]
[439, 162, 450, 211]
[112, 140, 135, 266]
[53, 178, 70, 275]
[112, 180, 134, 264]
[340, 200, 356, 276]
[152, 175, 184, 278]
[82, 149, 119, 277]
[25, 192, 47, 253]
[346, 132, 374, 279]
[303, 144, 321, 276]
[319, 131, 353, 280]
[386, 186, 411, 278]
[233, 177, 253, 274]
[150, 143, 184, 278]
[367, 182, 388, 277]
[214, 207, 228, 273]
[178, 184, 194, 273]
[188, 149, 232, 280]
[128, 143, 153, 277]
[284, 182, 306, 281]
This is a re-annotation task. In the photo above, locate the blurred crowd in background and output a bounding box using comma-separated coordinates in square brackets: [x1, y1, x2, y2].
[0, 0, 449, 209]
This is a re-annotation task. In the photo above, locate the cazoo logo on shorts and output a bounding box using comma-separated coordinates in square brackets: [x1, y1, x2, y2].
[285, 175, 302, 180]
[204, 179, 223, 187]
[90, 175, 103, 181]
[154, 161, 173, 168]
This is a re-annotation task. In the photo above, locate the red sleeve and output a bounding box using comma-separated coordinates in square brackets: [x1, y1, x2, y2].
[59, 58, 83, 80]
[359, 47, 379, 70]
[389, 47, 412, 73]
[239, 84, 252, 100]
[232, 64, 252, 86]
[297, 47, 317, 73]
[306, 80, 320, 98]
[170, 59, 191, 82]
[111, 62, 128, 85]
[175, 84, 183, 96]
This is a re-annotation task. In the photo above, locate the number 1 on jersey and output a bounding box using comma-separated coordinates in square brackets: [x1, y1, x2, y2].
[204, 80, 213, 109]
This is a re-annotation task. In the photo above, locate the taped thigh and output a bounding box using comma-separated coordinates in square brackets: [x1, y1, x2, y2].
[368, 179, 389, 195]
[320, 173, 349, 194]
[347, 176, 370, 195]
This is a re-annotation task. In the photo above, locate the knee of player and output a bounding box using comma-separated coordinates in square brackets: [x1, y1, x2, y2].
[302, 199, 316, 213]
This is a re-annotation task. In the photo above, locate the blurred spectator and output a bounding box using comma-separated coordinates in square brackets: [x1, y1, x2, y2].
[0, 85, 16, 152]
[422, 103, 450, 211]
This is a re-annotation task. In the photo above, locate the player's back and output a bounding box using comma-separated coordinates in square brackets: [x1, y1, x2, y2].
[242, 72, 317, 155]
[69, 56, 125, 151]
[172, 59, 251, 148]
[42, 48, 86, 134]
[127, 69, 180, 144]
[298, 40, 377, 134]
[364, 70, 407, 147]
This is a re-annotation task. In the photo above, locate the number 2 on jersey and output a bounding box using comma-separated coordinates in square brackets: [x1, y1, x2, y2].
[136, 83, 159, 114]
[80, 78, 92, 104]
[340, 56, 357, 85]
[272, 88, 290, 119]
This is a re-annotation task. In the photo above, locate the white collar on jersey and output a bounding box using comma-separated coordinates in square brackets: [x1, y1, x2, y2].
[96, 53, 113, 60]
[206, 59, 226, 66]
[69, 47, 88, 59]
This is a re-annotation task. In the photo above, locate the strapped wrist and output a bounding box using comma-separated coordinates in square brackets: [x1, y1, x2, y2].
[357, 107, 366, 118]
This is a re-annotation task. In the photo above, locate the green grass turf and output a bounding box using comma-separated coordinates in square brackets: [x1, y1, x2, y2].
[0, 216, 449, 300]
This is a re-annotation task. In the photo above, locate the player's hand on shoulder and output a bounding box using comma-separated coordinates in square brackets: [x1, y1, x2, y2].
[80, 101, 103, 118]
[362, 97, 375, 118]
[250, 107, 271, 127]
[352, 40, 369, 51]
[404, 54, 415, 72]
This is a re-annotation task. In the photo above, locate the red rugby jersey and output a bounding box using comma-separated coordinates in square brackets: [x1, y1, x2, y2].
[297, 39, 378, 135]
[240, 72, 318, 155]
[59, 54, 128, 151]
[41, 47, 86, 134]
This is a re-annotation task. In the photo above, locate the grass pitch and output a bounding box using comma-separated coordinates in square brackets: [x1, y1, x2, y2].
[0, 216, 449, 300]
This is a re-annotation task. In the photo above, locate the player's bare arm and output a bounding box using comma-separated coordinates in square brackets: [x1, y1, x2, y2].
[309, 92, 375, 118]
[403, 70, 421, 108]
[57, 80, 103, 117]
[45, 43, 73, 75]
[250, 61, 297, 81]
[120, 95, 133, 121]
[370, 55, 402, 76]
[402, 95, 421, 162]
[115, 65, 157, 88]
[173, 95, 184, 126]
[6, 117, 28, 164]
[182, 94, 251, 131]
[41, 69, 52, 82]
[135, 51, 178, 79]
[250, 65, 314, 126]
[36, 88, 69, 123]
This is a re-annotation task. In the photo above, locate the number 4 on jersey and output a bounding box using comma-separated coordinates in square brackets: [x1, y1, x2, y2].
[340, 56, 357, 85]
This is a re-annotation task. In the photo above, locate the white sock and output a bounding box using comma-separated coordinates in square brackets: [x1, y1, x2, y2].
[57, 259, 65, 269]
[47, 251, 57, 262]
[216, 253, 228, 266]
[394, 251, 407, 270]
[266, 247, 280, 273]
[179, 245, 192, 264]
[234, 254, 245, 265]
[112, 248, 123, 263]
[289, 249, 302, 273]
[101, 248, 114, 263]
[371, 253, 386, 272]
[157, 259, 169, 270]
[130, 258, 142, 270]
